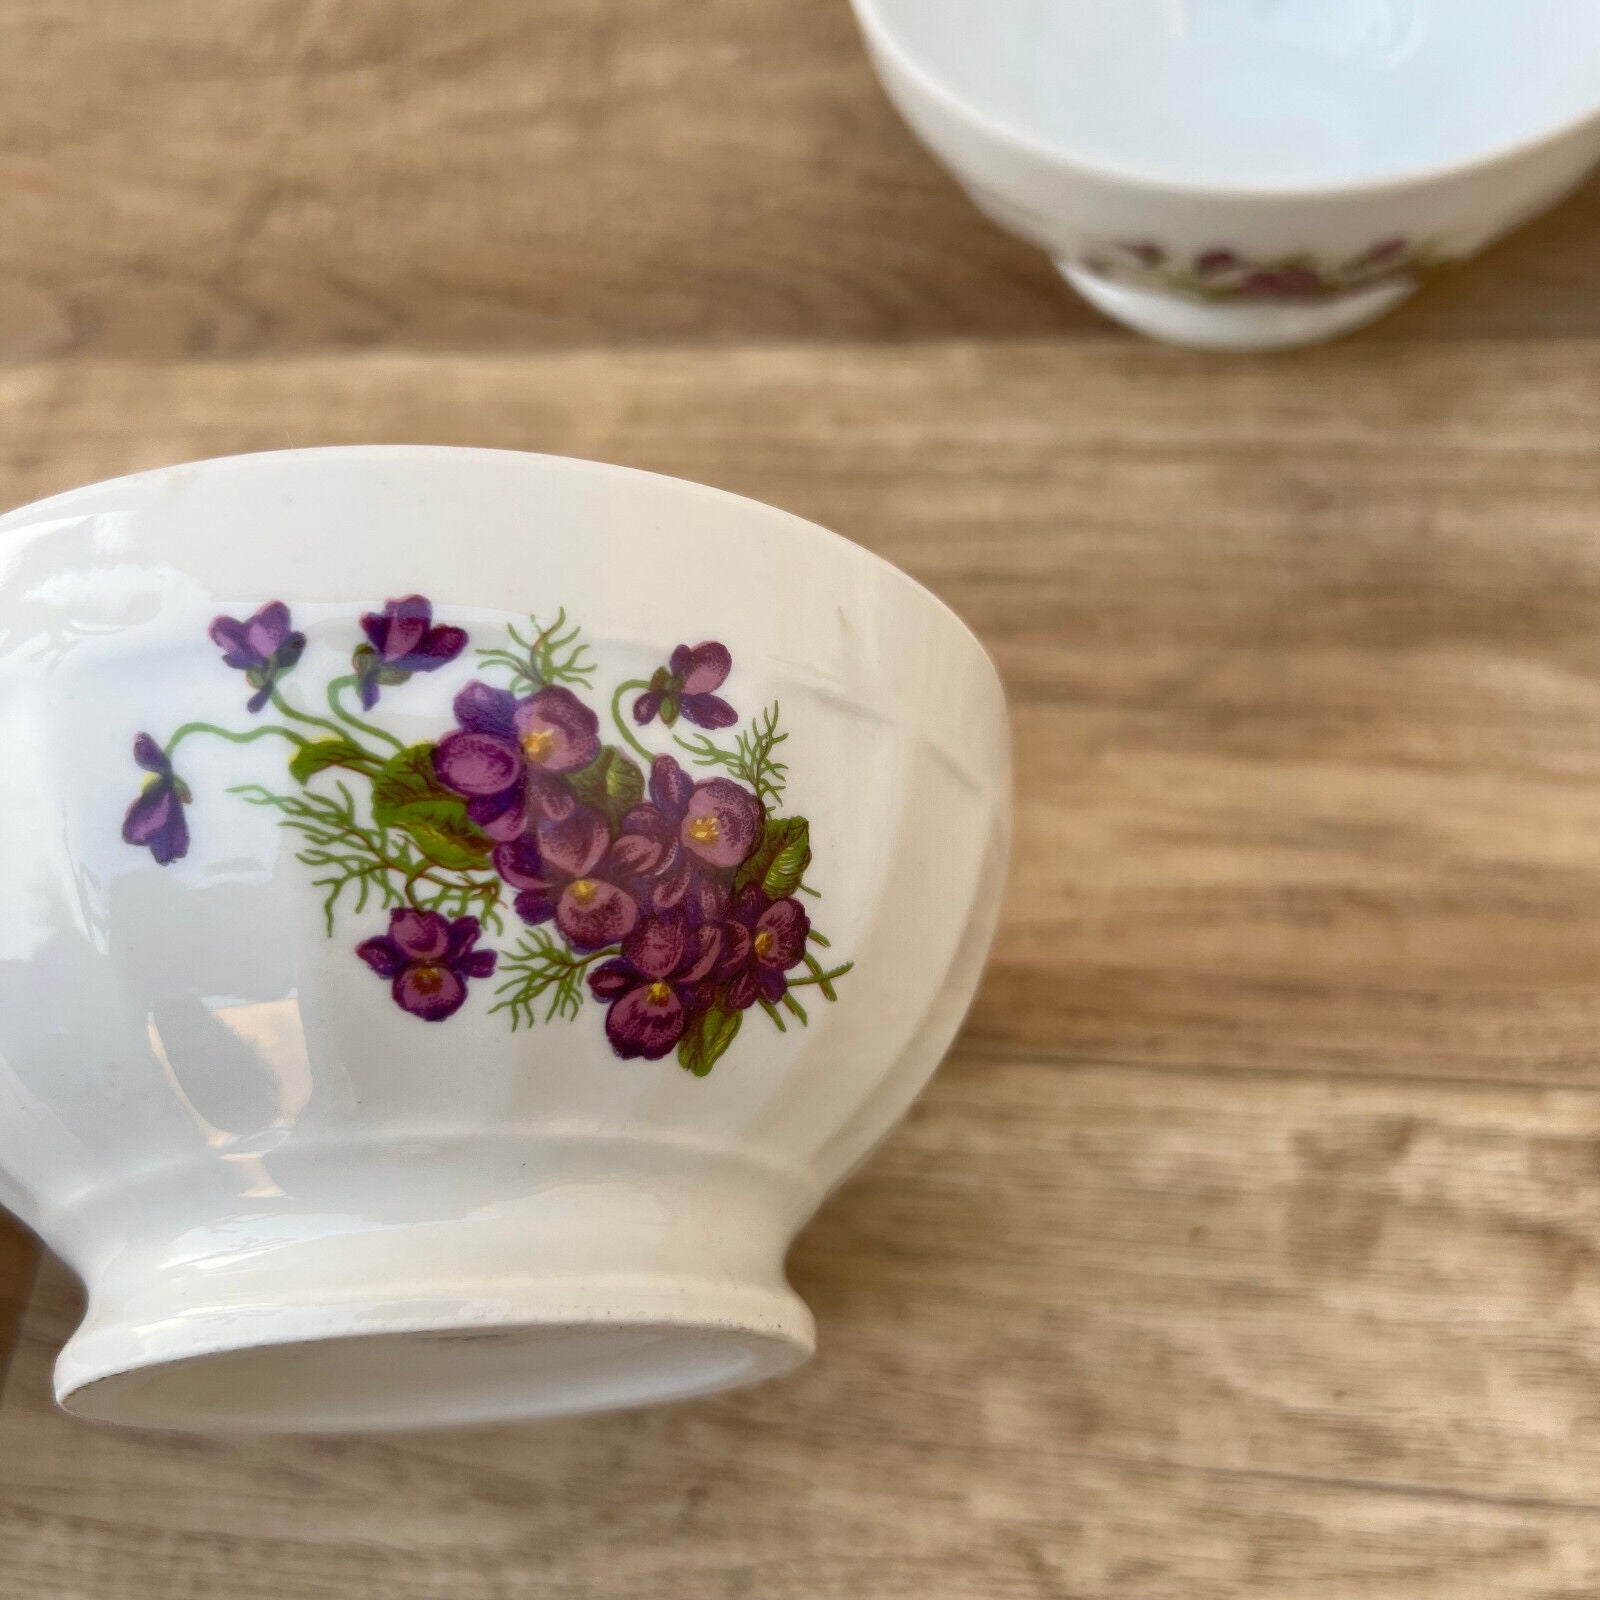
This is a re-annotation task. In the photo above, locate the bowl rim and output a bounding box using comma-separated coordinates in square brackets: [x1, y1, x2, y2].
[851, 0, 1600, 202]
[0, 442, 1002, 687]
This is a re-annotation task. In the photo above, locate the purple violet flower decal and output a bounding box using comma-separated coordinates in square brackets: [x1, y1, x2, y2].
[680, 775, 763, 868]
[632, 641, 737, 730]
[353, 594, 468, 710]
[493, 806, 642, 951]
[1088, 236, 1435, 304]
[356, 909, 497, 1021]
[1193, 248, 1241, 277]
[619, 754, 762, 921]
[717, 884, 810, 1011]
[588, 912, 722, 1060]
[432, 682, 600, 840]
[121, 734, 191, 865]
[1240, 265, 1325, 300]
[572, 755, 764, 929]
[209, 601, 306, 713]
[119, 599, 850, 1068]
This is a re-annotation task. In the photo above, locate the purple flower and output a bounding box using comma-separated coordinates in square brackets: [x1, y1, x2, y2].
[1193, 248, 1241, 277]
[356, 908, 497, 1021]
[353, 595, 467, 710]
[1240, 266, 1327, 300]
[613, 756, 763, 922]
[492, 806, 642, 951]
[716, 884, 810, 1010]
[588, 912, 722, 1060]
[645, 755, 757, 865]
[121, 733, 191, 866]
[680, 775, 763, 869]
[632, 641, 736, 730]
[432, 681, 600, 841]
[209, 601, 306, 714]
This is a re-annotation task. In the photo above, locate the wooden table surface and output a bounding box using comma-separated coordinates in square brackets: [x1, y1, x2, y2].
[1, 4, 1598, 1596]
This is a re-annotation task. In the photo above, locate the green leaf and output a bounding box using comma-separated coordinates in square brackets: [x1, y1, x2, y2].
[289, 737, 370, 786]
[371, 744, 493, 870]
[735, 815, 812, 899]
[677, 1005, 743, 1077]
[370, 744, 448, 824]
[568, 745, 645, 828]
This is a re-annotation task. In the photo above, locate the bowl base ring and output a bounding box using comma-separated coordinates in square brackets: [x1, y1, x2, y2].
[62, 1310, 812, 1434]
[1060, 261, 1415, 351]
[48, 1137, 818, 1432]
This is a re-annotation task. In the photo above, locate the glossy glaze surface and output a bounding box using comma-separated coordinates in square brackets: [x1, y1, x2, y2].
[0, 446, 1011, 1429]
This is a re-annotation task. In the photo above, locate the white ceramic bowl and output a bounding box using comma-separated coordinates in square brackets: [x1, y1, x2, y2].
[852, 0, 1600, 349]
[0, 446, 1009, 1431]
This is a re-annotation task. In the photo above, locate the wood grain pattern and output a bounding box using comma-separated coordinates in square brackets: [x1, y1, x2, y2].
[0, 338, 1596, 1595]
[8, 1055, 1600, 1597]
[0, 0, 1592, 357]
[0, 1214, 34, 1392]
[0, 343, 1588, 1081]
[0, 0, 1597, 1593]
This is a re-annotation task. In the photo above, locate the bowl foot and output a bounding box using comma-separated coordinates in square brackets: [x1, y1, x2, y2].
[50, 1137, 817, 1432]
[1059, 262, 1414, 351]
[63, 1318, 807, 1434]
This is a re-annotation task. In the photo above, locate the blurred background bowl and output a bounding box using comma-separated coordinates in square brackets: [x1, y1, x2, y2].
[851, 0, 1600, 349]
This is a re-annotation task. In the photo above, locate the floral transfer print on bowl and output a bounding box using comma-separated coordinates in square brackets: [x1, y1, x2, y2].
[1078, 237, 1442, 303]
[121, 599, 851, 1076]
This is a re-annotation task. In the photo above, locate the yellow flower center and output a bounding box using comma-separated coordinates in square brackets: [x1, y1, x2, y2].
[520, 727, 555, 762]
[646, 981, 673, 1006]
[753, 929, 775, 961]
[687, 815, 720, 846]
[411, 964, 446, 994]
[569, 878, 598, 906]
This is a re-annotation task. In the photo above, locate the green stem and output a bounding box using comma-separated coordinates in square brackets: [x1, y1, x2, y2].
[529, 612, 564, 688]
[326, 675, 405, 751]
[610, 680, 656, 762]
[268, 689, 374, 752]
[403, 857, 437, 910]
[402, 865, 497, 903]
[758, 997, 788, 1032]
[167, 720, 309, 758]
[404, 863, 506, 923]
[781, 990, 809, 1025]
[789, 956, 853, 997]
[807, 928, 831, 947]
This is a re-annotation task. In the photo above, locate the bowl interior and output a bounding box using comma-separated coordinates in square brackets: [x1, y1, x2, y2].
[861, 0, 1600, 189]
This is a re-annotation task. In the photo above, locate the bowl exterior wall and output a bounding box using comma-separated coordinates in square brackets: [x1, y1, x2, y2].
[0, 447, 1009, 1424]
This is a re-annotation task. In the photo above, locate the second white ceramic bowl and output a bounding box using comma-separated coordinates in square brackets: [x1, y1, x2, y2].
[853, 0, 1600, 349]
[0, 447, 1009, 1430]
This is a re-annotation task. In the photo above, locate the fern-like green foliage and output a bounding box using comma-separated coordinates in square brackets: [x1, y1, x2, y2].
[490, 928, 615, 1029]
[232, 781, 504, 936]
[675, 700, 789, 811]
[476, 608, 595, 697]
